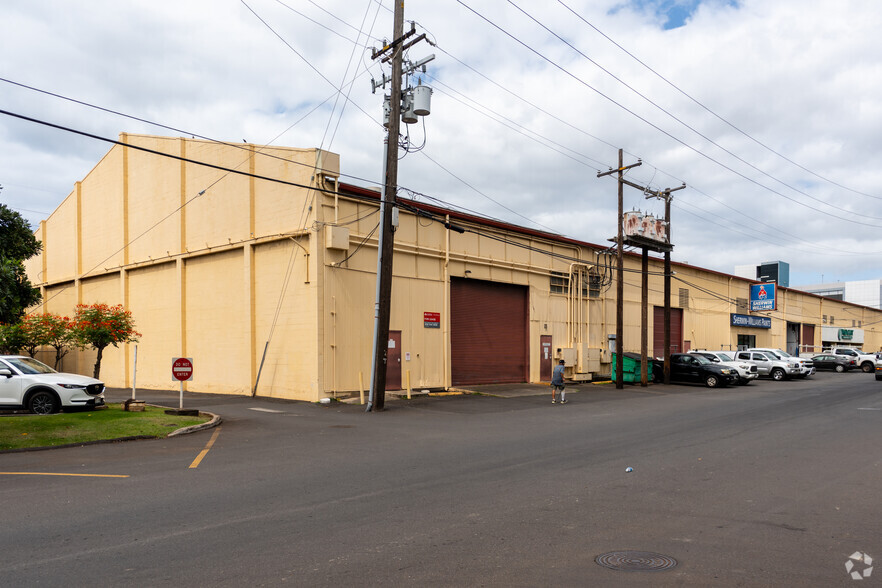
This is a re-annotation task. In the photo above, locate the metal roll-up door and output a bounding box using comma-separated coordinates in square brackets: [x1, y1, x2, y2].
[451, 278, 528, 385]
[653, 306, 683, 357]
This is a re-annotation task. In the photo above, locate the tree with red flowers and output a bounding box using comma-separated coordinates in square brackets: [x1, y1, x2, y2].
[72, 303, 140, 379]
[28, 312, 76, 369]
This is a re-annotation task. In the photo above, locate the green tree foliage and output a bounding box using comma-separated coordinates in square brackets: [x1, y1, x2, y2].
[0, 322, 28, 354]
[0, 204, 42, 325]
[72, 303, 140, 379]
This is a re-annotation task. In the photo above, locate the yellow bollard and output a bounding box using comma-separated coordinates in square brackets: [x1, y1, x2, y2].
[407, 370, 412, 400]
[359, 372, 365, 405]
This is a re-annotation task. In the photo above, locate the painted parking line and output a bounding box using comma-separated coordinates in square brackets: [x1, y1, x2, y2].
[857, 408, 881, 411]
[189, 426, 221, 469]
[0, 472, 129, 478]
[248, 407, 284, 413]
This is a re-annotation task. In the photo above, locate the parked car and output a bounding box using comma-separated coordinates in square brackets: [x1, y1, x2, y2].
[810, 354, 854, 372]
[732, 350, 801, 381]
[689, 350, 759, 385]
[876, 358, 882, 381]
[651, 353, 738, 388]
[748, 348, 814, 378]
[826, 347, 877, 373]
[0, 355, 105, 415]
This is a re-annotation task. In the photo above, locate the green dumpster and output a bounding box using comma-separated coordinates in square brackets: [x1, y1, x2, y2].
[611, 352, 654, 383]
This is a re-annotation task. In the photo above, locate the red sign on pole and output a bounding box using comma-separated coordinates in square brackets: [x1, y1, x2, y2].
[172, 357, 194, 381]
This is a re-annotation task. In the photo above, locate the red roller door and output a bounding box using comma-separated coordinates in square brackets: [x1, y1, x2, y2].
[451, 278, 528, 385]
[653, 306, 683, 357]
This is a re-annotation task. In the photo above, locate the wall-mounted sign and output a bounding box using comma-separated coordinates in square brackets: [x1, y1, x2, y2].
[749, 283, 776, 311]
[424, 311, 440, 328]
[731, 313, 772, 329]
[821, 325, 864, 344]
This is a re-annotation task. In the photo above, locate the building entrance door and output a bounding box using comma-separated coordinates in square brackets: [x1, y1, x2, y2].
[386, 331, 402, 390]
[540, 335, 553, 381]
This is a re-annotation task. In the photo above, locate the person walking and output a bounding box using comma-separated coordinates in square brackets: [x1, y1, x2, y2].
[551, 359, 567, 404]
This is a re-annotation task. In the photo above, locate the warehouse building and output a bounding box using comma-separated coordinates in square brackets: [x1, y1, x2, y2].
[25, 135, 882, 401]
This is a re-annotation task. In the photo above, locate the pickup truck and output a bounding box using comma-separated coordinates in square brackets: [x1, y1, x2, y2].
[733, 350, 801, 381]
[749, 348, 814, 378]
[827, 347, 877, 373]
[651, 353, 738, 388]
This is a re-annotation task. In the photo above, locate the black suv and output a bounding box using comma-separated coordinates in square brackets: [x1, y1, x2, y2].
[652, 353, 738, 388]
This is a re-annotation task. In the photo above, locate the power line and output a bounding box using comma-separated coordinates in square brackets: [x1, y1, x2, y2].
[557, 0, 882, 204]
[456, 0, 882, 229]
[507, 0, 882, 222]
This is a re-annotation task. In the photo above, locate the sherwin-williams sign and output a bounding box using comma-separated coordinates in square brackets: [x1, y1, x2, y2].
[749, 283, 776, 311]
[839, 329, 854, 341]
[731, 313, 772, 329]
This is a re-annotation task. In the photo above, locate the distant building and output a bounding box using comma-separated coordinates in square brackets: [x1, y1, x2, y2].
[734, 261, 790, 287]
[792, 279, 882, 310]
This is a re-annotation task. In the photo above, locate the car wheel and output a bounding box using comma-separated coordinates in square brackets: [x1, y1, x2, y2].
[861, 362, 874, 373]
[835, 364, 845, 373]
[771, 368, 785, 381]
[705, 375, 719, 388]
[28, 390, 60, 415]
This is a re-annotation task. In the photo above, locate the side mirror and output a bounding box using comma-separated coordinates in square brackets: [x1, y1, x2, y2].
[0, 368, 12, 378]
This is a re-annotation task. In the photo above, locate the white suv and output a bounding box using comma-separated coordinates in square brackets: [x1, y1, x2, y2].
[0, 356, 105, 415]
[690, 350, 759, 385]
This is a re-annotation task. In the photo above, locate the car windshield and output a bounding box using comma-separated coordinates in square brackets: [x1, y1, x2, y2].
[692, 355, 712, 365]
[5, 357, 56, 375]
[774, 349, 792, 358]
[717, 352, 733, 361]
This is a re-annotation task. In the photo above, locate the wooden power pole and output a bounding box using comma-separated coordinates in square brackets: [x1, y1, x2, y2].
[367, 1, 405, 412]
[598, 154, 683, 389]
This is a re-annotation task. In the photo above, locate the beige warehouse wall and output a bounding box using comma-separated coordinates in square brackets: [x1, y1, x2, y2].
[185, 249, 249, 395]
[128, 262, 180, 391]
[80, 149, 125, 273]
[125, 137, 186, 263]
[252, 238, 318, 401]
[43, 191, 78, 284]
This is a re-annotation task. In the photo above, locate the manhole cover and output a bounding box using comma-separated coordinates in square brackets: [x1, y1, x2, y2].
[595, 551, 678, 572]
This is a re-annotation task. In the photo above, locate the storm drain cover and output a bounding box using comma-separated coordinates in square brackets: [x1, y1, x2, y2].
[595, 551, 678, 572]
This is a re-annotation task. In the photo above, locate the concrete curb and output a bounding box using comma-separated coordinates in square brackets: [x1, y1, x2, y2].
[166, 409, 222, 437]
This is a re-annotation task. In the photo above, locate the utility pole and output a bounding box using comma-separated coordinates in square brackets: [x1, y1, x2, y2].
[646, 185, 684, 384]
[598, 153, 682, 389]
[597, 150, 640, 389]
[367, 1, 405, 413]
[367, 4, 434, 412]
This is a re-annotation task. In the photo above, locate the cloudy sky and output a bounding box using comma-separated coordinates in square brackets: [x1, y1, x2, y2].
[2, 0, 881, 286]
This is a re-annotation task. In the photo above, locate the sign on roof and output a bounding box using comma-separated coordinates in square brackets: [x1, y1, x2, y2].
[749, 283, 776, 311]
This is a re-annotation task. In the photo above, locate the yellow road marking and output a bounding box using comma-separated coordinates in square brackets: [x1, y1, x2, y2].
[0, 472, 129, 478]
[189, 427, 221, 469]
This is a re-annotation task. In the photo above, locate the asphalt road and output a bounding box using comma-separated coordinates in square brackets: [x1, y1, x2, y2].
[1, 371, 880, 587]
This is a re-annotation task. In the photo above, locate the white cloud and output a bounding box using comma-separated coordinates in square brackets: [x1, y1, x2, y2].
[2, 0, 882, 285]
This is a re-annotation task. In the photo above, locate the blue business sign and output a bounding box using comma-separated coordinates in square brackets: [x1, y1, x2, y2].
[731, 313, 772, 329]
[749, 283, 776, 311]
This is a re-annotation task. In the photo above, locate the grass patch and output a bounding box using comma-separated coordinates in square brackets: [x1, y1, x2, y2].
[0, 404, 210, 451]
